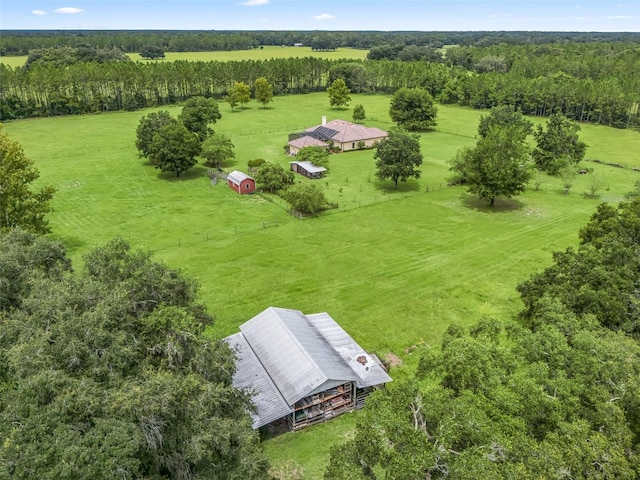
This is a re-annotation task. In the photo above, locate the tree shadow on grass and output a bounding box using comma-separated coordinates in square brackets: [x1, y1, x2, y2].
[373, 179, 421, 193]
[462, 195, 525, 213]
[157, 165, 209, 181]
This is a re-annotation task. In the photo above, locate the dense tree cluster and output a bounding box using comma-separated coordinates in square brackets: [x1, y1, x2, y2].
[139, 45, 165, 60]
[367, 44, 444, 62]
[136, 96, 221, 177]
[450, 106, 586, 205]
[0, 233, 270, 479]
[3, 30, 640, 56]
[326, 193, 640, 479]
[2, 41, 639, 129]
[25, 45, 129, 68]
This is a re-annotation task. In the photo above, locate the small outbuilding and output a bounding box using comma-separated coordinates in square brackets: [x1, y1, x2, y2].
[290, 160, 327, 179]
[227, 170, 256, 194]
[226, 307, 392, 430]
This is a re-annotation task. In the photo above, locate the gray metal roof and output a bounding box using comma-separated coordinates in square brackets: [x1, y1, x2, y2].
[227, 170, 253, 185]
[307, 312, 393, 388]
[226, 307, 392, 428]
[289, 161, 327, 174]
[226, 332, 293, 429]
[240, 307, 358, 406]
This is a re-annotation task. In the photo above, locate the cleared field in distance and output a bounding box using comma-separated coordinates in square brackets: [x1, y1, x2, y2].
[4, 92, 639, 478]
[128, 45, 368, 62]
[0, 46, 367, 67]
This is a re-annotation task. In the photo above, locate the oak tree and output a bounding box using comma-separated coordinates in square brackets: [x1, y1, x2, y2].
[135, 110, 176, 159]
[0, 237, 270, 479]
[450, 124, 532, 207]
[0, 126, 55, 234]
[148, 122, 201, 177]
[178, 96, 222, 141]
[374, 127, 423, 186]
[389, 87, 438, 131]
[532, 113, 586, 175]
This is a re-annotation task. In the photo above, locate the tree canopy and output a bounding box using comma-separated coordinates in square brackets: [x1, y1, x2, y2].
[148, 122, 202, 177]
[326, 78, 351, 109]
[254, 162, 294, 193]
[139, 45, 165, 60]
[226, 81, 251, 111]
[352, 104, 366, 123]
[135, 111, 177, 159]
[374, 127, 423, 186]
[389, 87, 438, 131]
[282, 182, 329, 216]
[477, 105, 533, 139]
[0, 125, 56, 234]
[254, 77, 274, 109]
[532, 113, 587, 175]
[177, 96, 222, 141]
[450, 123, 532, 207]
[295, 146, 329, 170]
[201, 132, 235, 168]
[0, 234, 270, 480]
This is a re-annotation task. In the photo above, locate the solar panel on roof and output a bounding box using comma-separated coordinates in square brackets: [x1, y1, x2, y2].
[312, 126, 339, 140]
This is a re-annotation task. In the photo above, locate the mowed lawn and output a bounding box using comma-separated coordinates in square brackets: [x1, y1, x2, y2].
[4, 92, 640, 478]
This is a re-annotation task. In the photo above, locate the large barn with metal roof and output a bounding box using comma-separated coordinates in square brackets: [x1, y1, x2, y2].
[226, 307, 392, 430]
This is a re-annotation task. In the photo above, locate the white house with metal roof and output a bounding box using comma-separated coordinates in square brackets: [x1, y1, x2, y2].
[226, 307, 392, 430]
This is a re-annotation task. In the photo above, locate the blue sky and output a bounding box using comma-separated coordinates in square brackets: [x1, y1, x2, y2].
[1, 0, 638, 31]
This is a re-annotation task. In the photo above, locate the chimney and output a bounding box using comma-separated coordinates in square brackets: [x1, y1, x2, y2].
[322, 116, 327, 126]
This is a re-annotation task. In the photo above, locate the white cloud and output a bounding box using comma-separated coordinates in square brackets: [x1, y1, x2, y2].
[607, 15, 635, 19]
[31, 10, 47, 15]
[54, 7, 84, 14]
[312, 13, 335, 20]
[240, 0, 269, 6]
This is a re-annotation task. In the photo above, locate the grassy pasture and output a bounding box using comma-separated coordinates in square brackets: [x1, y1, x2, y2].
[0, 55, 27, 68]
[128, 45, 368, 62]
[4, 92, 639, 478]
[0, 46, 367, 68]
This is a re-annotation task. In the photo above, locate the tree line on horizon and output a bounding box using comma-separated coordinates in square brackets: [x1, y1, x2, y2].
[3, 30, 640, 56]
[0, 41, 639, 129]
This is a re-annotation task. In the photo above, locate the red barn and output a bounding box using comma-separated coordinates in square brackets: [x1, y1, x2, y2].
[227, 170, 256, 194]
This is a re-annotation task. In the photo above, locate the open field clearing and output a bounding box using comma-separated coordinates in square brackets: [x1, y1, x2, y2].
[128, 45, 368, 62]
[4, 92, 639, 477]
[5, 92, 638, 349]
[0, 55, 27, 67]
[0, 46, 367, 68]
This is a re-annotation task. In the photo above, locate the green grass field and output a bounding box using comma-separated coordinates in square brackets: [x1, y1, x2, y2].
[4, 92, 639, 478]
[0, 46, 367, 68]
